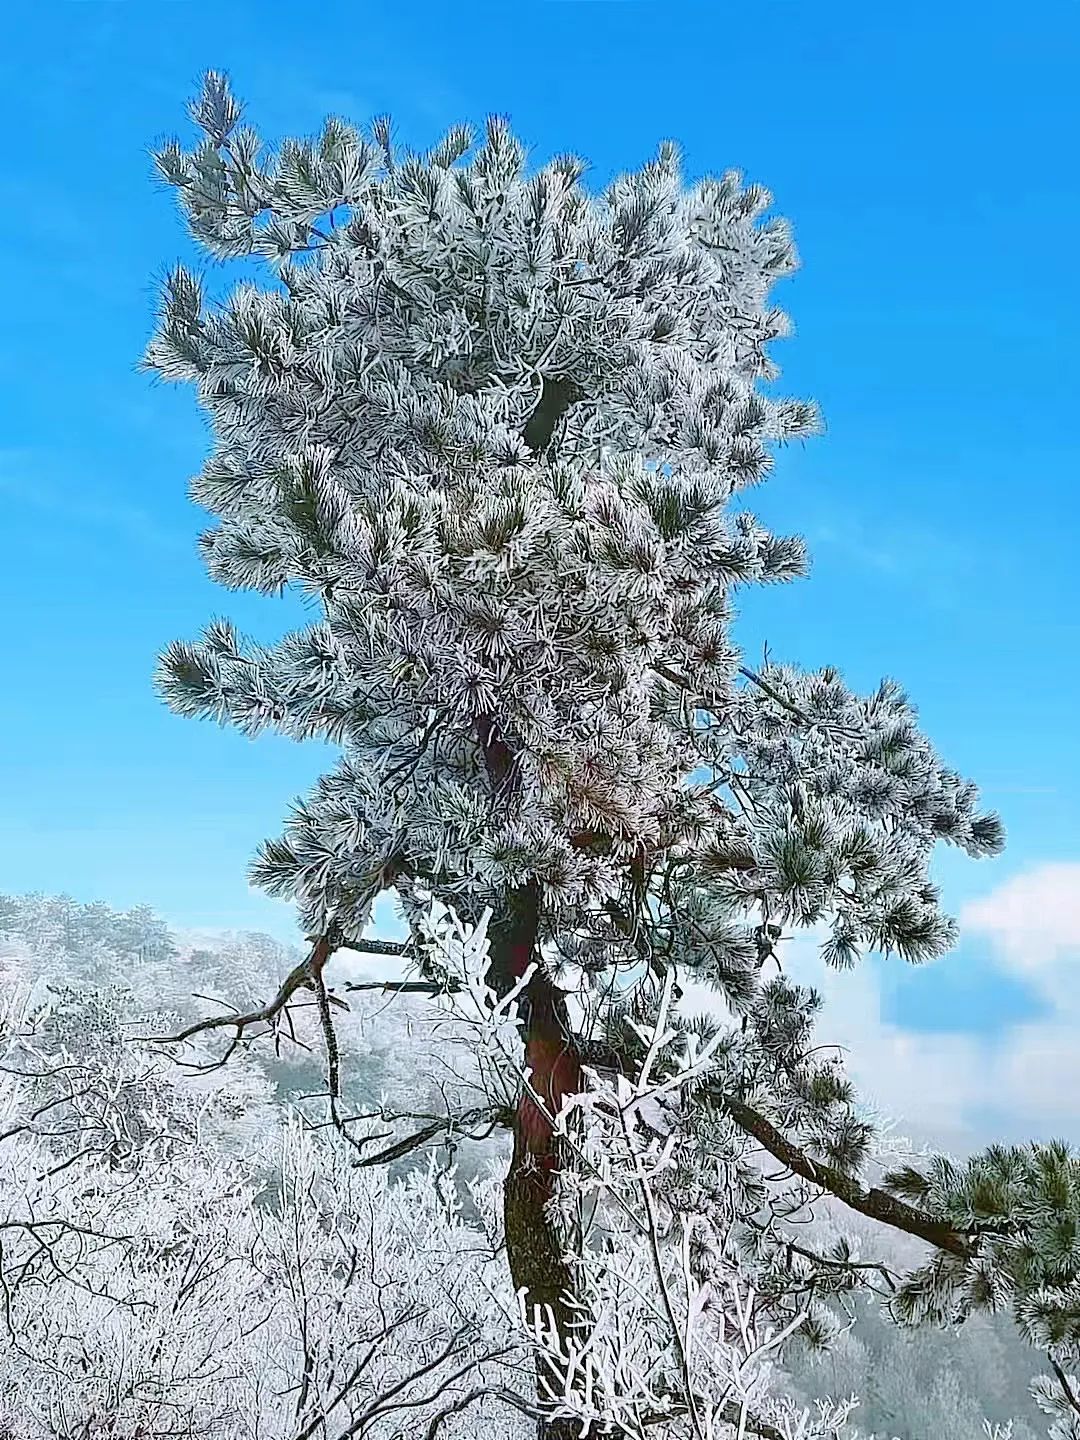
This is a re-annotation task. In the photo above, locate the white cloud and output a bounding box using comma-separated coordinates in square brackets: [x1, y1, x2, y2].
[959, 863, 1080, 994]
[824, 864, 1080, 1147]
[682, 862, 1080, 1153]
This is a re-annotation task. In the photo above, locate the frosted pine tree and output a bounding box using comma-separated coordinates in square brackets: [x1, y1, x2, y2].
[141, 73, 1080, 1437]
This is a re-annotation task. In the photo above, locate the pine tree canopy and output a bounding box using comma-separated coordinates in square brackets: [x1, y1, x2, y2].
[148, 73, 1003, 987]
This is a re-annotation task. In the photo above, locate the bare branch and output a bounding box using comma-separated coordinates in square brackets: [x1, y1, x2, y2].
[349, 1107, 507, 1169]
[142, 931, 340, 1057]
[344, 980, 462, 996]
[422, 1384, 540, 1440]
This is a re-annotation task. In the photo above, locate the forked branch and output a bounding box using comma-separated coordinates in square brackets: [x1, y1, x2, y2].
[144, 930, 342, 1063]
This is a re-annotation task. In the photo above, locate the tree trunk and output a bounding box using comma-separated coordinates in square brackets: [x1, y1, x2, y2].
[478, 697, 612, 1436]
[486, 884, 599, 1439]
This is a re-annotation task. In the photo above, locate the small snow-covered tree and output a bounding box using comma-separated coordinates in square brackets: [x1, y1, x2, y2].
[136, 72, 1078, 1436]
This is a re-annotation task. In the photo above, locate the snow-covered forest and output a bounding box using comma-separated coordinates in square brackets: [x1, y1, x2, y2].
[0, 892, 1053, 1437]
[3, 65, 1078, 1440]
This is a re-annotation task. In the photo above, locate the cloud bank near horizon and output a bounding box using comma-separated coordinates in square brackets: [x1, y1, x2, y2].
[767, 862, 1080, 1153]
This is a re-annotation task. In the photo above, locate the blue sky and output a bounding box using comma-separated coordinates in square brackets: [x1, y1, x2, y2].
[2, 1, 1078, 1110]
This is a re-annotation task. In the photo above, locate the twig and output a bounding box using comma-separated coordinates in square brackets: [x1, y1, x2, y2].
[422, 1385, 540, 1440]
[738, 666, 864, 740]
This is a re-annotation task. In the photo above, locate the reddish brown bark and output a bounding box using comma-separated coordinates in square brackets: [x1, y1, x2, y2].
[481, 881, 582, 1437]
[474, 707, 589, 1434]
[517, 991, 583, 1162]
[503, 981, 590, 1432]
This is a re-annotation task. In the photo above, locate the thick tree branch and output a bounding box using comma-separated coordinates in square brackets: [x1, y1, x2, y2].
[649, 662, 695, 693]
[339, 937, 412, 958]
[344, 980, 462, 995]
[721, 1095, 977, 1259]
[522, 374, 581, 454]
